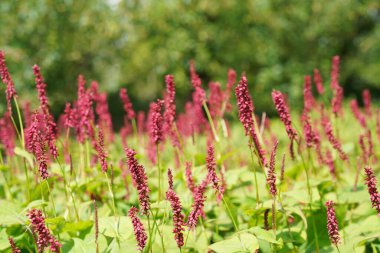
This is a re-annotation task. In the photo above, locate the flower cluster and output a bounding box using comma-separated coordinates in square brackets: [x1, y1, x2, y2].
[364, 167, 380, 216]
[120, 88, 135, 120]
[0, 51, 17, 112]
[186, 179, 208, 230]
[166, 184, 185, 248]
[325, 201, 341, 246]
[272, 90, 297, 141]
[128, 207, 147, 252]
[125, 148, 151, 215]
[313, 68, 324, 95]
[27, 209, 61, 252]
[95, 128, 108, 173]
[206, 145, 224, 200]
[303, 75, 315, 113]
[8, 237, 21, 253]
[149, 99, 164, 145]
[322, 117, 348, 161]
[267, 141, 278, 197]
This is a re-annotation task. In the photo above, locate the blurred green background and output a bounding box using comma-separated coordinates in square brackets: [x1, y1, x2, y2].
[1, 0, 380, 127]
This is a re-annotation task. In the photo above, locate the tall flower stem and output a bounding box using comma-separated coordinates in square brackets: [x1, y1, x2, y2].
[221, 196, 239, 231]
[155, 144, 166, 251]
[248, 144, 260, 205]
[297, 140, 320, 253]
[203, 102, 220, 142]
[105, 172, 118, 229]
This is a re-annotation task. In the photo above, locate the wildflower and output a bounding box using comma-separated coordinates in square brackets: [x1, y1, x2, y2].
[272, 90, 297, 141]
[95, 127, 108, 173]
[32, 65, 49, 114]
[128, 207, 147, 252]
[325, 200, 341, 246]
[364, 167, 380, 216]
[164, 75, 176, 132]
[63, 103, 74, 128]
[362, 89, 372, 116]
[75, 75, 94, 143]
[330, 56, 344, 116]
[280, 153, 286, 182]
[120, 88, 135, 120]
[350, 99, 366, 128]
[0, 113, 15, 156]
[166, 188, 185, 248]
[325, 150, 336, 179]
[186, 179, 208, 230]
[137, 111, 146, 135]
[224, 68, 237, 112]
[206, 145, 223, 199]
[330, 56, 340, 90]
[303, 75, 315, 113]
[208, 82, 223, 118]
[125, 148, 151, 215]
[322, 117, 348, 161]
[267, 141, 278, 197]
[235, 75, 267, 165]
[185, 162, 196, 195]
[27, 209, 61, 252]
[8, 237, 21, 253]
[0, 51, 17, 112]
[168, 168, 174, 191]
[93, 200, 99, 252]
[149, 99, 164, 145]
[313, 68, 324, 95]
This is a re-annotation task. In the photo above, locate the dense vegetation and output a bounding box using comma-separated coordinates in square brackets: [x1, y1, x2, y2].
[1, 0, 380, 121]
[0, 51, 380, 252]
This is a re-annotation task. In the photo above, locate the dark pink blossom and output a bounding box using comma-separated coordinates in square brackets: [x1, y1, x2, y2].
[128, 206, 147, 252]
[92, 84, 113, 141]
[32, 65, 49, 114]
[125, 148, 151, 215]
[8, 237, 21, 253]
[362, 89, 372, 116]
[95, 128, 108, 173]
[330, 56, 340, 90]
[235, 75, 267, 166]
[267, 141, 278, 197]
[325, 150, 336, 179]
[185, 162, 196, 196]
[350, 99, 366, 128]
[167, 168, 174, 191]
[149, 99, 164, 145]
[137, 111, 146, 135]
[0, 51, 17, 112]
[224, 68, 237, 112]
[120, 88, 135, 120]
[303, 75, 315, 113]
[27, 209, 61, 252]
[322, 117, 348, 161]
[206, 145, 224, 200]
[272, 90, 297, 141]
[75, 75, 94, 143]
[325, 200, 341, 246]
[0, 113, 15, 156]
[186, 179, 208, 230]
[166, 188, 185, 248]
[364, 167, 380, 216]
[330, 56, 344, 116]
[208, 82, 223, 118]
[313, 68, 324, 95]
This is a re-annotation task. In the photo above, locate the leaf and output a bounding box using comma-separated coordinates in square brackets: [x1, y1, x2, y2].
[20, 200, 48, 214]
[14, 147, 34, 168]
[248, 227, 283, 245]
[209, 233, 259, 253]
[98, 216, 133, 239]
[0, 200, 23, 225]
[70, 238, 95, 253]
[62, 220, 93, 234]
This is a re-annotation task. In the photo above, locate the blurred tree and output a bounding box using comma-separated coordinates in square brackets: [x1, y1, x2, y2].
[0, 0, 379, 126]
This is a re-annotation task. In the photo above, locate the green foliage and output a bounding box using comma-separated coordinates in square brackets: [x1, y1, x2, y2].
[1, 0, 380, 121]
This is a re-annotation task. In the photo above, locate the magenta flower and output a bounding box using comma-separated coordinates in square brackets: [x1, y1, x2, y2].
[364, 167, 380, 216]
[325, 200, 341, 246]
[322, 117, 348, 161]
[27, 209, 61, 252]
[362, 89, 372, 116]
[313, 68, 324, 95]
[0, 113, 15, 156]
[164, 75, 176, 131]
[125, 148, 151, 215]
[33, 65, 50, 114]
[235, 75, 267, 166]
[128, 207, 148, 252]
[120, 88, 135, 120]
[149, 99, 164, 145]
[185, 161, 196, 196]
[350, 99, 366, 128]
[0, 51, 17, 112]
[330, 56, 340, 89]
[95, 127, 108, 173]
[267, 141, 278, 197]
[186, 179, 208, 230]
[208, 82, 223, 118]
[167, 168, 174, 191]
[330, 56, 344, 116]
[272, 90, 297, 141]
[206, 145, 224, 200]
[224, 68, 237, 112]
[8, 237, 21, 253]
[325, 150, 336, 179]
[166, 188, 185, 248]
[303, 75, 315, 113]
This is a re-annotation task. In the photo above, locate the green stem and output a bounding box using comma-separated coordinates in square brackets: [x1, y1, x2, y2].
[248, 144, 260, 205]
[105, 172, 118, 225]
[221, 196, 239, 231]
[202, 102, 220, 142]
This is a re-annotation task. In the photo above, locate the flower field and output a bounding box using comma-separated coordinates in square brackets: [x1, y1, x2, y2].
[0, 51, 380, 252]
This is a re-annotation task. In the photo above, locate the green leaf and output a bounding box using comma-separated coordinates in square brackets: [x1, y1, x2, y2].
[0, 200, 23, 225]
[209, 233, 259, 253]
[248, 227, 283, 245]
[62, 220, 93, 234]
[98, 216, 133, 239]
[14, 147, 34, 168]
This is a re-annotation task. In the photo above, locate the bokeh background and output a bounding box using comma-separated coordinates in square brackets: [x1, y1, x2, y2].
[1, 0, 380, 127]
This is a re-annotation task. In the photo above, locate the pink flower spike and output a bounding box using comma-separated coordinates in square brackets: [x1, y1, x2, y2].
[325, 200, 341, 246]
[313, 68, 324, 95]
[166, 189, 185, 248]
[364, 167, 380, 217]
[272, 90, 297, 141]
[0, 51, 17, 112]
[128, 207, 148, 252]
[267, 141, 278, 197]
[120, 88, 135, 120]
